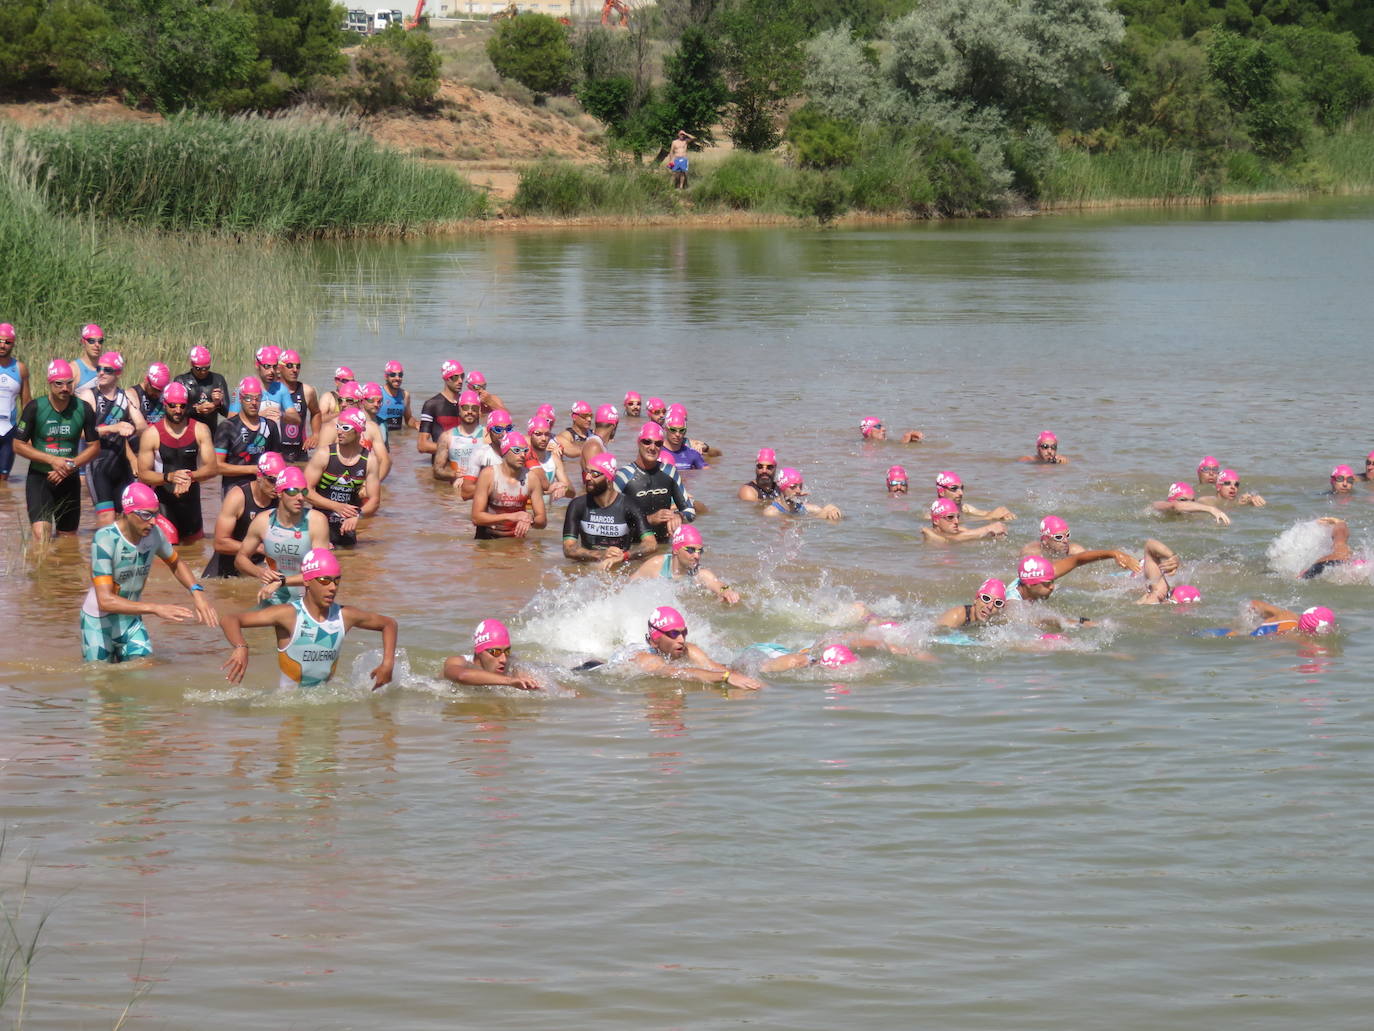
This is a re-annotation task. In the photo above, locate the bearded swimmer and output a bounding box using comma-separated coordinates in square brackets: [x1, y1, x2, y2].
[921, 499, 1005, 543]
[934, 470, 1016, 521]
[562, 453, 657, 571]
[629, 606, 764, 691]
[739, 447, 781, 503]
[763, 468, 842, 521]
[236, 466, 332, 605]
[220, 548, 397, 690]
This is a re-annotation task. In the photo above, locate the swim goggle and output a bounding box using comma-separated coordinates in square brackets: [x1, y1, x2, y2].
[978, 594, 1005, 608]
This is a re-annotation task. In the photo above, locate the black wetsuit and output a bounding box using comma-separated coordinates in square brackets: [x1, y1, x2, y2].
[153, 419, 204, 541]
[419, 393, 462, 447]
[202, 481, 275, 577]
[134, 384, 164, 425]
[613, 460, 695, 541]
[175, 370, 229, 433]
[562, 491, 654, 552]
[88, 388, 136, 511]
[213, 415, 281, 492]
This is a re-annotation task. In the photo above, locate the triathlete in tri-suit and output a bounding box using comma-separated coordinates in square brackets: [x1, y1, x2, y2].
[935, 579, 1007, 629]
[176, 346, 229, 433]
[0, 324, 30, 482]
[417, 359, 466, 455]
[213, 378, 281, 493]
[134, 363, 170, 425]
[471, 432, 546, 540]
[220, 548, 397, 691]
[562, 453, 656, 570]
[313, 445, 370, 546]
[203, 455, 280, 578]
[235, 466, 332, 606]
[432, 393, 484, 484]
[12, 360, 100, 538]
[613, 424, 696, 541]
[140, 386, 213, 543]
[739, 447, 780, 503]
[77, 354, 144, 524]
[378, 361, 412, 431]
[305, 409, 379, 548]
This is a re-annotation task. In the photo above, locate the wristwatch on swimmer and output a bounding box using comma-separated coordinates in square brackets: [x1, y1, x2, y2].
[63, 459, 76, 471]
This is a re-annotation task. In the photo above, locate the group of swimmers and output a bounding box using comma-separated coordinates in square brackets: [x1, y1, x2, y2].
[0, 321, 1359, 692]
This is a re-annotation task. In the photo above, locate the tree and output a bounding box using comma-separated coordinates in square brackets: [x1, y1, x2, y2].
[717, 0, 808, 151]
[658, 26, 728, 147]
[1206, 29, 1308, 159]
[1265, 26, 1374, 129]
[486, 13, 575, 97]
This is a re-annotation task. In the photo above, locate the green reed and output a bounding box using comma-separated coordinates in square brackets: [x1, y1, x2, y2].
[21, 111, 489, 239]
[509, 161, 680, 217]
[0, 127, 316, 371]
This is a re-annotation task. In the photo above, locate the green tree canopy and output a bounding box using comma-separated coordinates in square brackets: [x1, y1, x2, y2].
[487, 13, 575, 97]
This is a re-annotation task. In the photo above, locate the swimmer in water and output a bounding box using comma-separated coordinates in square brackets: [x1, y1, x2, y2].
[1358, 451, 1374, 483]
[220, 548, 397, 690]
[1208, 468, 1266, 507]
[236, 466, 332, 605]
[1196, 456, 1221, 487]
[580, 404, 620, 466]
[935, 470, 1016, 521]
[661, 405, 708, 470]
[1021, 515, 1084, 558]
[1202, 601, 1336, 638]
[459, 409, 514, 502]
[935, 578, 1008, 629]
[470, 430, 547, 540]
[739, 447, 780, 503]
[526, 416, 573, 500]
[1152, 482, 1231, 525]
[623, 391, 643, 419]
[432, 391, 485, 485]
[764, 468, 842, 521]
[859, 417, 923, 443]
[1019, 431, 1069, 464]
[630, 525, 740, 604]
[886, 465, 908, 495]
[921, 499, 1006, 543]
[1328, 464, 1356, 496]
[1135, 539, 1190, 604]
[562, 453, 658, 571]
[442, 619, 541, 691]
[1298, 517, 1355, 579]
[629, 606, 765, 691]
[463, 371, 506, 419]
[555, 400, 595, 475]
[1003, 555, 1100, 631]
[645, 398, 667, 426]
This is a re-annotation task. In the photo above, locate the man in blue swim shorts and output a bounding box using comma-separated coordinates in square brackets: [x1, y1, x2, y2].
[666, 130, 695, 189]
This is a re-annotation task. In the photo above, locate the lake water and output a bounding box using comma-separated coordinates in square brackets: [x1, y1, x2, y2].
[2, 198, 1372, 1029]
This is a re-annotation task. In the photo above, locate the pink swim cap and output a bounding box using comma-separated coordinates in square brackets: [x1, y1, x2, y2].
[859, 416, 883, 438]
[257, 451, 287, 478]
[1037, 431, 1058, 445]
[280, 349, 301, 365]
[1040, 515, 1069, 537]
[1197, 455, 1219, 472]
[595, 404, 620, 425]
[647, 397, 666, 412]
[585, 452, 618, 479]
[671, 524, 703, 551]
[570, 400, 592, 416]
[474, 619, 511, 654]
[1039, 633, 1067, 642]
[466, 370, 486, 387]
[238, 376, 264, 397]
[499, 430, 529, 454]
[339, 381, 364, 401]
[337, 408, 368, 435]
[756, 447, 777, 464]
[487, 409, 513, 429]
[526, 416, 551, 433]
[1331, 465, 1355, 479]
[334, 365, 355, 381]
[886, 465, 908, 485]
[1018, 555, 1056, 584]
[301, 548, 341, 582]
[440, 359, 463, 380]
[665, 404, 687, 428]
[120, 482, 159, 512]
[0, 324, 15, 341]
[1217, 468, 1239, 483]
[817, 644, 857, 668]
[254, 346, 281, 367]
[776, 467, 804, 489]
[275, 466, 307, 492]
[647, 605, 687, 638]
[162, 382, 190, 405]
[97, 351, 124, 373]
[638, 422, 665, 442]
[188, 345, 211, 367]
[384, 360, 403, 374]
[535, 403, 556, 422]
[1167, 482, 1194, 501]
[47, 358, 75, 383]
[81, 323, 104, 341]
[1170, 585, 1202, 604]
[458, 390, 480, 406]
[1298, 606, 1335, 634]
[930, 498, 959, 522]
[360, 381, 383, 400]
[624, 390, 641, 404]
[154, 514, 179, 545]
[977, 578, 1006, 601]
[146, 363, 171, 390]
[935, 470, 962, 489]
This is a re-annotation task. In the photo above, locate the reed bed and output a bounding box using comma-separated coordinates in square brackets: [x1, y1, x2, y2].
[22, 111, 489, 239]
[1038, 147, 1213, 207]
[509, 162, 680, 217]
[0, 127, 316, 372]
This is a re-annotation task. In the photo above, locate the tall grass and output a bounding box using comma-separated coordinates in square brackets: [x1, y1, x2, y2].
[1309, 108, 1374, 192]
[509, 161, 680, 216]
[691, 153, 803, 214]
[1038, 146, 1213, 206]
[22, 111, 489, 238]
[0, 127, 316, 372]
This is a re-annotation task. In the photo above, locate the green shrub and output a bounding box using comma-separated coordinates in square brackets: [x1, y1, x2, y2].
[787, 170, 850, 224]
[786, 105, 859, 169]
[509, 162, 678, 216]
[691, 153, 798, 211]
[487, 13, 575, 96]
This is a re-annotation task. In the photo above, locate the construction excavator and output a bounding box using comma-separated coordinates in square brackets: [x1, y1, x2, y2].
[601, 0, 630, 27]
[403, 0, 425, 28]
